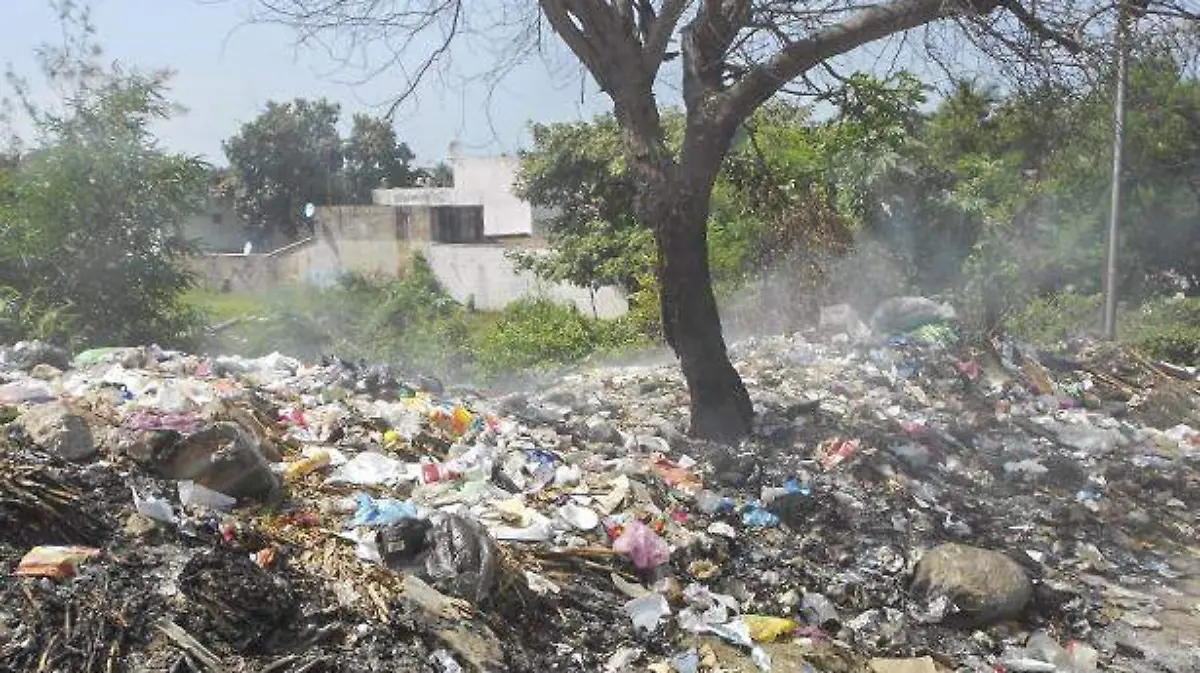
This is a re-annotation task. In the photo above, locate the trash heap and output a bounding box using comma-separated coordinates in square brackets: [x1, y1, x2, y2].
[1, 298, 1199, 673]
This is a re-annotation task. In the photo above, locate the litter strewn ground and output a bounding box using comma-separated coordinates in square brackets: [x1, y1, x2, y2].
[2, 310, 1198, 672]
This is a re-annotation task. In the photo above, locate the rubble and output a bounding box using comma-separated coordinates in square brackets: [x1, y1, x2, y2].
[13, 401, 96, 461]
[0, 325, 1198, 672]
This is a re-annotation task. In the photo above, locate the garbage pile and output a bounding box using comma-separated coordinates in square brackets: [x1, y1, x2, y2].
[1, 301, 1199, 673]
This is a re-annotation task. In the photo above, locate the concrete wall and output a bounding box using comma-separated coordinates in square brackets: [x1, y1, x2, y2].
[190, 253, 279, 293]
[451, 156, 532, 237]
[180, 194, 292, 254]
[285, 206, 414, 286]
[190, 171, 629, 319]
[180, 195, 247, 253]
[422, 243, 628, 318]
[372, 154, 533, 238]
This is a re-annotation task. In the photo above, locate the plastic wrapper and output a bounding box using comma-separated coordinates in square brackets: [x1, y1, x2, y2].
[326, 451, 410, 486]
[612, 521, 671, 570]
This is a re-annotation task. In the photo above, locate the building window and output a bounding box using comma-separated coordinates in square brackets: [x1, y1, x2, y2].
[432, 206, 484, 243]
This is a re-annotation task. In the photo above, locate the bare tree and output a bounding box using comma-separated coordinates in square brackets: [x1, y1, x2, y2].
[246, 0, 1199, 442]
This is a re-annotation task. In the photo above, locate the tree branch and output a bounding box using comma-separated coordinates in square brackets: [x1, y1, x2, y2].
[722, 0, 1002, 122]
[644, 0, 691, 70]
[537, 0, 615, 91]
[682, 0, 751, 107]
[1001, 0, 1083, 54]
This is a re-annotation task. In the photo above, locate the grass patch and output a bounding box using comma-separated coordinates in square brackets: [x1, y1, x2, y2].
[1006, 293, 1200, 365]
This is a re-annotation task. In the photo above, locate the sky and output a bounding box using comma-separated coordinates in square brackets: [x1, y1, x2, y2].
[1, 0, 618, 166]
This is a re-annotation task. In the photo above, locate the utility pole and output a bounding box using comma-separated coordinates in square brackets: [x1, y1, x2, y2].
[1102, 4, 1130, 340]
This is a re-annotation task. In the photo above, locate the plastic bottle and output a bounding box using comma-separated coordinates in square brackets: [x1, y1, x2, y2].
[285, 450, 331, 481]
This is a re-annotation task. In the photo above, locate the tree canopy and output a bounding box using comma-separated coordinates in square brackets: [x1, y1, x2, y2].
[223, 101, 421, 244]
[0, 1, 206, 348]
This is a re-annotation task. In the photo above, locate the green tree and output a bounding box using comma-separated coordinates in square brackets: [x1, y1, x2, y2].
[257, 0, 1199, 442]
[512, 115, 655, 295]
[223, 98, 343, 242]
[0, 0, 206, 348]
[343, 113, 417, 203]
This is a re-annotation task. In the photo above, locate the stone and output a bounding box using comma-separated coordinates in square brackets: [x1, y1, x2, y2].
[123, 512, 159, 539]
[28, 363, 63, 380]
[0, 340, 70, 371]
[583, 414, 622, 444]
[910, 543, 1032, 626]
[17, 402, 96, 461]
[154, 422, 279, 500]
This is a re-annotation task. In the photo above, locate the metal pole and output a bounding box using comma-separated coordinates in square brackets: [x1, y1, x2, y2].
[1103, 8, 1129, 339]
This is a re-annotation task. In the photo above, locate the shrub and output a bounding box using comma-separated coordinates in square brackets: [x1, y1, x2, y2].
[471, 298, 647, 377]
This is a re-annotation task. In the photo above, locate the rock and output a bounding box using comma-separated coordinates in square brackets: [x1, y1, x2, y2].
[17, 402, 96, 461]
[869, 657, 939, 673]
[870, 296, 957, 334]
[434, 623, 505, 672]
[910, 543, 1032, 626]
[583, 414, 622, 444]
[154, 422, 279, 500]
[0, 340, 70, 371]
[889, 442, 933, 470]
[123, 512, 159, 539]
[28, 363, 63, 380]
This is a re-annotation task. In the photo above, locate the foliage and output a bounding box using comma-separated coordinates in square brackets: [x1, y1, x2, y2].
[196, 256, 647, 381]
[343, 113, 417, 203]
[512, 116, 655, 295]
[223, 98, 343, 243]
[0, 1, 206, 349]
[416, 161, 454, 187]
[1004, 293, 1105, 343]
[1006, 294, 1200, 365]
[471, 298, 646, 376]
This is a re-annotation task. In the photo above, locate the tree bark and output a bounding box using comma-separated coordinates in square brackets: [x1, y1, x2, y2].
[651, 186, 754, 442]
[630, 112, 753, 443]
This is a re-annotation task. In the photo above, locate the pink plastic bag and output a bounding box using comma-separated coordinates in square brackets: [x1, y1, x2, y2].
[612, 521, 670, 570]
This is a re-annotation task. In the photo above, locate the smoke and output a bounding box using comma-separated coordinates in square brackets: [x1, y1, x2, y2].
[718, 225, 916, 342]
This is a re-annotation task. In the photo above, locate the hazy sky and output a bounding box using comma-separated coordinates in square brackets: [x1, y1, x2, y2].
[1, 0, 619, 166]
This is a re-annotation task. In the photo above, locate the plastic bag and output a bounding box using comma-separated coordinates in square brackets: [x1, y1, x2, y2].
[624, 593, 670, 631]
[612, 521, 671, 571]
[327, 452, 409, 486]
[744, 614, 798, 643]
[178, 480, 236, 511]
[347, 492, 418, 527]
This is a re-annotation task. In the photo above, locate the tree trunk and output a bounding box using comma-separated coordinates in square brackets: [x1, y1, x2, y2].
[647, 172, 753, 443]
[614, 89, 753, 443]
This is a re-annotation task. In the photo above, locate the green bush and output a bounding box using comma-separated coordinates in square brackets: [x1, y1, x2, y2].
[1005, 293, 1200, 365]
[1132, 323, 1200, 365]
[471, 298, 645, 377]
[196, 257, 649, 381]
[1123, 297, 1200, 365]
[1004, 293, 1104, 343]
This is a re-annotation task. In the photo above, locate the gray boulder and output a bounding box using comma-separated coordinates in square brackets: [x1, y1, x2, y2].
[17, 402, 97, 461]
[154, 422, 279, 500]
[0, 340, 70, 372]
[910, 543, 1032, 626]
[819, 304, 869, 337]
